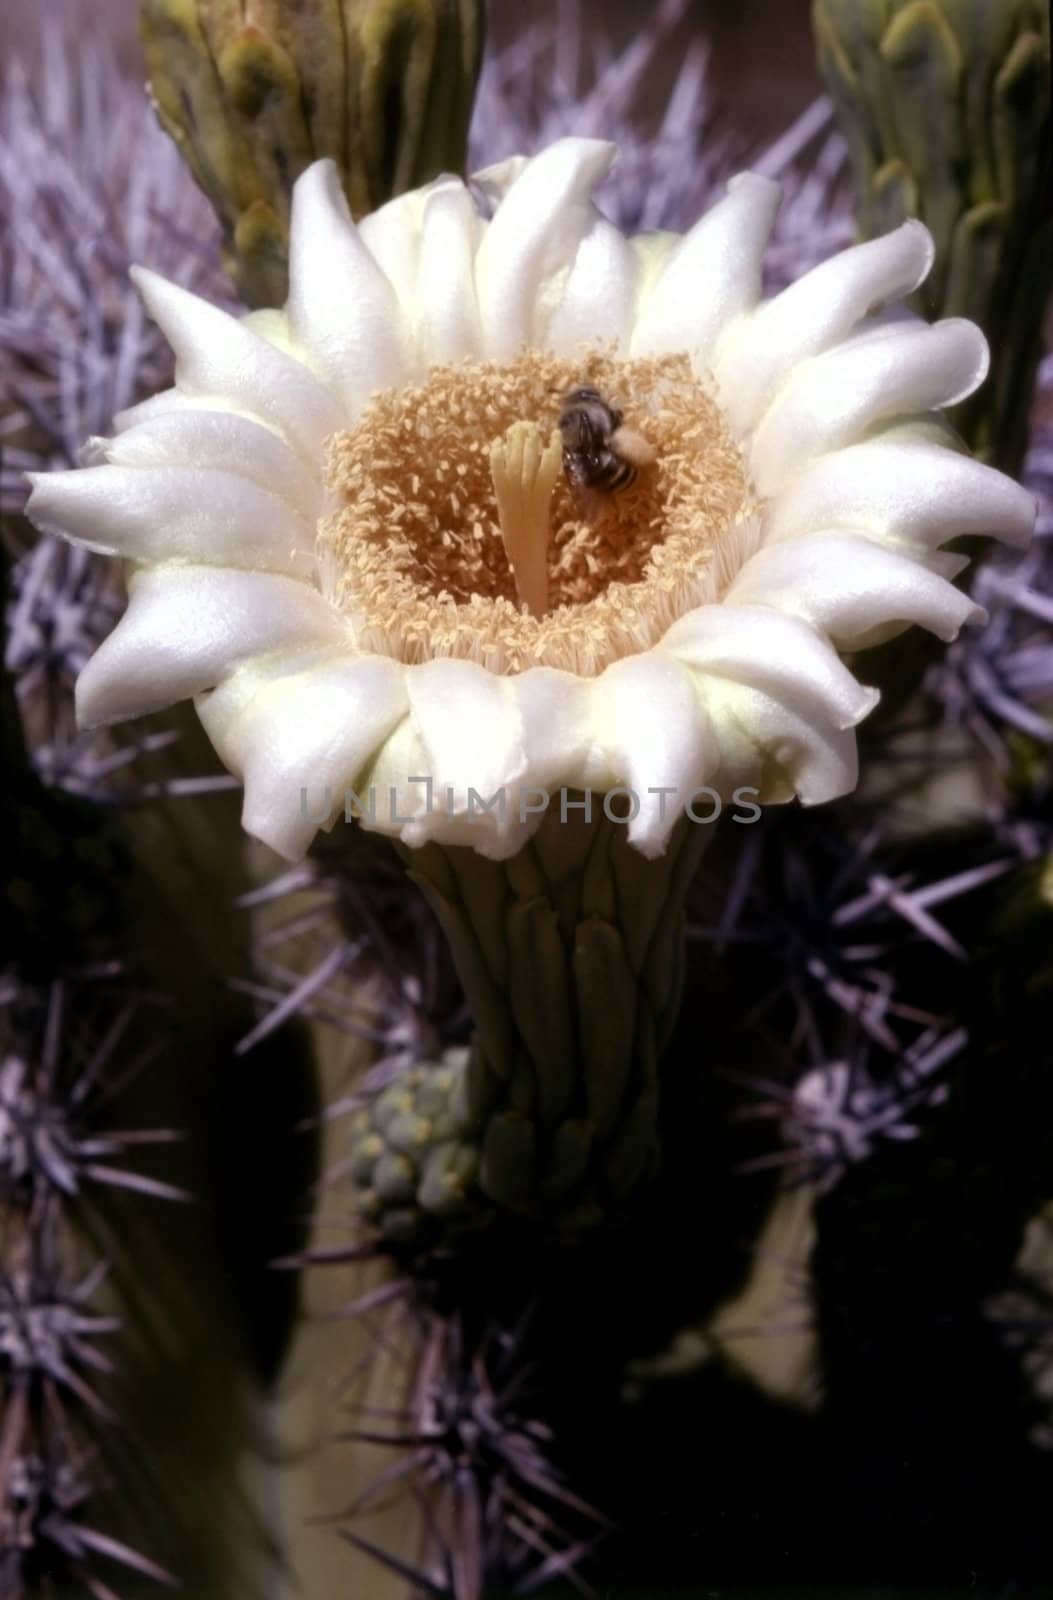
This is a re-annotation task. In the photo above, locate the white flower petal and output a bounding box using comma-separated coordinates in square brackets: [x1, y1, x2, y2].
[130, 267, 342, 460]
[750, 319, 990, 495]
[361, 714, 434, 841]
[926, 550, 971, 583]
[239, 308, 304, 359]
[546, 213, 640, 354]
[404, 668, 595, 861]
[716, 220, 934, 433]
[357, 188, 426, 312]
[415, 179, 484, 363]
[76, 567, 348, 727]
[474, 137, 617, 357]
[702, 678, 860, 806]
[402, 657, 528, 847]
[726, 534, 983, 649]
[631, 230, 678, 291]
[763, 438, 1036, 552]
[511, 667, 593, 791]
[200, 654, 410, 861]
[194, 643, 342, 755]
[81, 410, 323, 517]
[286, 159, 411, 412]
[630, 173, 781, 362]
[113, 387, 266, 436]
[662, 604, 878, 729]
[471, 154, 530, 205]
[593, 652, 714, 858]
[27, 465, 313, 579]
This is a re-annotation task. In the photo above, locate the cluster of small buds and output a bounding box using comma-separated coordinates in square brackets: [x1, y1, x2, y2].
[348, 1047, 486, 1242]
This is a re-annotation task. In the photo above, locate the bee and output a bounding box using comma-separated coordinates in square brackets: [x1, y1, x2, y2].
[558, 386, 656, 495]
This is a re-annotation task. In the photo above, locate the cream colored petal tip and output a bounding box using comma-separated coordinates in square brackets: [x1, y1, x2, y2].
[129, 266, 343, 458]
[200, 653, 410, 862]
[631, 172, 781, 362]
[27, 465, 314, 580]
[726, 535, 985, 650]
[749, 319, 990, 495]
[75, 566, 348, 728]
[593, 652, 715, 858]
[716, 219, 935, 432]
[474, 137, 619, 357]
[764, 440, 1036, 553]
[286, 159, 410, 412]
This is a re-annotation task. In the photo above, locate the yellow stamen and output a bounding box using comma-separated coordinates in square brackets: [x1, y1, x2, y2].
[320, 349, 754, 675]
[487, 421, 562, 619]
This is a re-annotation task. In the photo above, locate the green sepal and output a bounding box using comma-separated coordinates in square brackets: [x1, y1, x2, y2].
[231, 199, 290, 309]
[405, 864, 516, 1076]
[604, 1090, 661, 1200]
[880, 1, 964, 299]
[141, 0, 256, 223]
[540, 1119, 594, 1201]
[505, 897, 577, 1127]
[573, 915, 637, 1140]
[479, 1111, 536, 1212]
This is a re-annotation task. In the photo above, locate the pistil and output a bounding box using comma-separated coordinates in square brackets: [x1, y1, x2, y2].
[488, 420, 563, 619]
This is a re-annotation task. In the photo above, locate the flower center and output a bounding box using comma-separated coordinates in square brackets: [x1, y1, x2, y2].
[318, 348, 755, 675]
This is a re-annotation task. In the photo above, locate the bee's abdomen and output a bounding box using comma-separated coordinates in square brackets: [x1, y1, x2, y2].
[592, 453, 637, 493]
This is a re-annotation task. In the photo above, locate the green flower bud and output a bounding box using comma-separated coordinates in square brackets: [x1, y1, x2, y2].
[140, 0, 486, 307]
[813, 0, 1051, 468]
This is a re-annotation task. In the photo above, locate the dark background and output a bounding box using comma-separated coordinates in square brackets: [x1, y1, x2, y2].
[0, 0, 821, 147]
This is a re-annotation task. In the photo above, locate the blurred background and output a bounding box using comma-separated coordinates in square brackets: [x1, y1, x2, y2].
[0, 0, 821, 147]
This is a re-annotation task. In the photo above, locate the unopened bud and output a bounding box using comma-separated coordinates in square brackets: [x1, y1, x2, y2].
[813, 0, 1051, 468]
[140, 0, 486, 307]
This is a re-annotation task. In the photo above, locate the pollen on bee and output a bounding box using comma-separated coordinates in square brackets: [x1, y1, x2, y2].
[610, 424, 658, 469]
